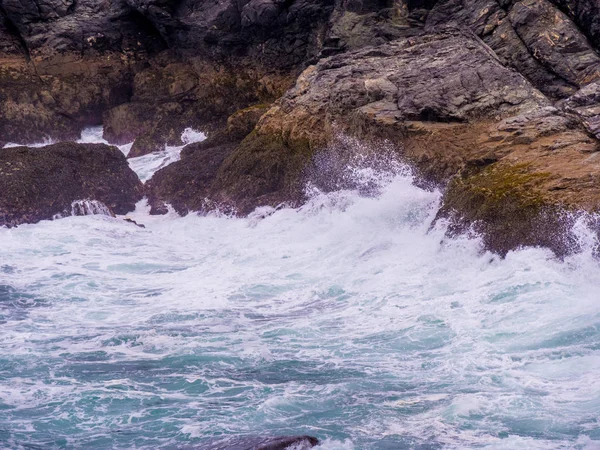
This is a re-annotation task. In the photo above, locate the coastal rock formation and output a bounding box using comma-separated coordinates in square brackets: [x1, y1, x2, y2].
[0, 0, 165, 143]
[0, 143, 143, 227]
[102, 60, 289, 157]
[145, 104, 271, 214]
[0, 0, 335, 146]
[3, 0, 600, 253]
[156, 28, 549, 214]
[149, 24, 600, 254]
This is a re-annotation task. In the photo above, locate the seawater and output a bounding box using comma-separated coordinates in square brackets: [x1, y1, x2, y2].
[1, 130, 600, 449]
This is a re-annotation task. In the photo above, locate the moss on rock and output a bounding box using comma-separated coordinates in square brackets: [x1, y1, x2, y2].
[439, 163, 578, 256]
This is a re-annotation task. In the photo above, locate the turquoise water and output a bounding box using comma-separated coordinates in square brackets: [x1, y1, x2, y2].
[1, 134, 600, 449]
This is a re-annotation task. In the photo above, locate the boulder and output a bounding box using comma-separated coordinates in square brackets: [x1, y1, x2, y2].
[508, 0, 600, 87]
[548, 0, 600, 48]
[0, 142, 144, 227]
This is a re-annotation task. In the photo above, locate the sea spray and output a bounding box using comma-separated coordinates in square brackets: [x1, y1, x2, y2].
[1, 131, 600, 449]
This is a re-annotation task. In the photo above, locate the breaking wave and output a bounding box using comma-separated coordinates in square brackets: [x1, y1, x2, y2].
[1, 129, 600, 449]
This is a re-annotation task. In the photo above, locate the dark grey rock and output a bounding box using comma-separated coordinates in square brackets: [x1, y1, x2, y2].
[192, 435, 319, 450]
[0, 142, 143, 227]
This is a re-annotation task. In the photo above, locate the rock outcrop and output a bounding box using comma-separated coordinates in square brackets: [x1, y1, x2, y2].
[176, 28, 552, 213]
[145, 104, 271, 214]
[0, 0, 337, 146]
[3, 0, 600, 254]
[149, 25, 600, 254]
[0, 143, 143, 227]
[0, 0, 165, 143]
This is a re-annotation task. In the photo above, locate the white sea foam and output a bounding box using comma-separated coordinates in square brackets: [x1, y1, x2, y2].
[77, 126, 206, 181]
[3, 137, 55, 148]
[0, 133, 599, 448]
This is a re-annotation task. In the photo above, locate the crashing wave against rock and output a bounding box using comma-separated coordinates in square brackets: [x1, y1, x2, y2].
[3, 0, 600, 254]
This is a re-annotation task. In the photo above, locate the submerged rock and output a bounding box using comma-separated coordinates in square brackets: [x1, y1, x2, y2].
[193, 435, 319, 450]
[123, 217, 146, 228]
[0, 142, 143, 227]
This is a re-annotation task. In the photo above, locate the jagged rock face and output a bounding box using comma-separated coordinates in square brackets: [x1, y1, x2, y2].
[0, 8, 23, 56]
[0, 0, 435, 145]
[0, 0, 167, 144]
[123, 0, 336, 68]
[169, 26, 600, 255]
[0, 0, 166, 60]
[3, 0, 600, 253]
[101, 58, 292, 156]
[549, 0, 600, 48]
[0, 0, 337, 144]
[202, 28, 548, 214]
[426, 0, 600, 98]
[0, 143, 143, 227]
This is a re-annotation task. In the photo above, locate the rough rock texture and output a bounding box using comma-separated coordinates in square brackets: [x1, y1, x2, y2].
[102, 60, 289, 157]
[438, 107, 600, 255]
[4, 0, 600, 253]
[0, 143, 143, 227]
[0, 0, 429, 145]
[426, 0, 600, 98]
[0, 0, 166, 143]
[145, 104, 271, 214]
[205, 29, 551, 214]
[149, 26, 600, 254]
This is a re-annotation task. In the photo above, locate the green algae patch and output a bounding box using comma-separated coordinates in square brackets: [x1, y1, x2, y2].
[458, 163, 552, 215]
[212, 131, 316, 214]
[440, 163, 577, 257]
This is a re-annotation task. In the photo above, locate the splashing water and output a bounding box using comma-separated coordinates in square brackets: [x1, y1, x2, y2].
[3, 137, 55, 149]
[69, 200, 114, 218]
[77, 126, 206, 182]
[1, 132, 600, 449]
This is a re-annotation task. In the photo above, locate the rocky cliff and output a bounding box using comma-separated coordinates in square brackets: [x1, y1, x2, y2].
[2, 0, 600, 254]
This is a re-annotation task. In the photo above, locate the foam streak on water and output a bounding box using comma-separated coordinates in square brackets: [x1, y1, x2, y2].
[1, 134, 600, 449]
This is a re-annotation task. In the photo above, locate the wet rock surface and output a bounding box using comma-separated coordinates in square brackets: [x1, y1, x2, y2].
[204, 28, 548, 213]
[199, 25, 600, 254]
[3, 0, 600, 253]
[0, 143, 143, 227]
[193, 435, 319, 450]
[145, 103, 274, 215]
